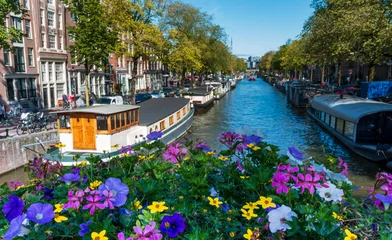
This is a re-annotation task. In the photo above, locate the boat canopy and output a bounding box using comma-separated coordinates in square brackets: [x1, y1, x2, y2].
[55, 105, 139, 115]
[183, 86, 212, 96]
[311, 94, 392, 124]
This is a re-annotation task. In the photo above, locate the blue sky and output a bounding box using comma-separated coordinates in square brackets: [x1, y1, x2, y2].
[180, 0, 314, 57]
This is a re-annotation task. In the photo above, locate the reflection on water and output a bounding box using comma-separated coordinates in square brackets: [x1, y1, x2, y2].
[184, 79, 389, 196]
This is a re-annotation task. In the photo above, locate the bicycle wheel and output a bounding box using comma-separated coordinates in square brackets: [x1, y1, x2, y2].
[28, 123, 36, 134]
[16, 124, 26, 135]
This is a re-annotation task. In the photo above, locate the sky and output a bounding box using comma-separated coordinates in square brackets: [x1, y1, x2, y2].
[180, 0, 314, 58]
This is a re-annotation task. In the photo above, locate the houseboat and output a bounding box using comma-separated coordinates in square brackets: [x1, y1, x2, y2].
[52, 98, 194, 165]
[204, 81, 230, 100]
[183, 86, 214, 111]
[308, 94, 392, 162]
[229, 78, 237, 90]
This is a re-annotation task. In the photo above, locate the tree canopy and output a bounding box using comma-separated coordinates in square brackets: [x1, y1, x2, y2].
[0, 0, 26, 50]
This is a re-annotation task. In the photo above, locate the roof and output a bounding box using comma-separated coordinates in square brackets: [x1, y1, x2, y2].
[311, 94, 392, 123]
[183, 86, 212, 96]
[55, 105, 140, 115]
[137, 98, 190, 126]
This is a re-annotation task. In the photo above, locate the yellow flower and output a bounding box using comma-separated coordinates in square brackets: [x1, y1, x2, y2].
[55, 142, 66, 148]
[54, 213, 68, 223]
[203, 209, 208, 214]
[45, 230, 53, 235]
[149, 154, 155, 159]
[208, 197, 222, 208]
[218, 155, 229, 161]
[16, 185, 25, 190]
[91, 230, 108, 240]
[252, 146, 261, 151]
[257, 196, 276, 209]
[134, 200, 143, 210]
[111, 144, 119, 148]
[247, 143, 255, 148]
[344, 229, 357, 240]
[230, 232, 236, 237]
[227, 217, 231, 222]
[240, 176, 250, 179]
[207, 151, 215, 155]
[179, 196, 184, 200]
[90, 180, 102, 190]
[243, 228, 253, 240]
[243, 202, 259, 210]
[184, 157, 190, 160]
[241, 209, 257, 220]
[54, 204, 64, 213]
[147, 201, 168, 213]
[332, 212, 343, 221]
[76, 160, 87, 167]
[138, 155, 146, 160]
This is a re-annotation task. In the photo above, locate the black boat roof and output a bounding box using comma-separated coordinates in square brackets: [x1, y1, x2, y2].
[137, 98, 190, 126]
[183, 86, 212, 96]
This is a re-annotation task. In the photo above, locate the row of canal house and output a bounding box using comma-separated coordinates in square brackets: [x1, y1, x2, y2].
[0, 0, 168, 109]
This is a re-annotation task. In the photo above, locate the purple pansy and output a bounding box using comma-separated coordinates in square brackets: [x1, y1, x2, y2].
[2, 195, 24, 222]
[147, 131, 163, 140]
[4, 214, 29, 240]
[78, 220, 93, 237]
[288, 147, 304, 160]
[120, 145, 133, 155]
[194, 142, 211, 152]
[375, 194, 392, 209]
[26, 203, 54, 224]
[221, 203, 230, 213]
[59, 172, 80, 185]
[244, 135, 262, 145]
[40, 187, 54, 200]
[159, 213, 186, 238]
[98, 178, 129, 207]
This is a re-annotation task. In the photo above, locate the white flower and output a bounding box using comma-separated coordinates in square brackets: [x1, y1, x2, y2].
[267, 205, 298, 233]
[317, 181, 344, 203]
[325, 171, 353, 185]
[287, 151, 303, 165]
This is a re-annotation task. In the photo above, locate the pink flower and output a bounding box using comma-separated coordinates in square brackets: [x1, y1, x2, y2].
[277, 164, 299, 183]
[132, 221, 162, 240]
[117, 232, 132, 240]
[163, 142, 187, 163]
[271, 172, 289, 194]
[103, 190, 116, 210]
[294, 173, 323, 194]
[217, 132, 241, 149]
[237, 159, 244, 171]
[82, 195, 105, 215]
[64, 189, 83, 210]
[338, 157, 348, 177]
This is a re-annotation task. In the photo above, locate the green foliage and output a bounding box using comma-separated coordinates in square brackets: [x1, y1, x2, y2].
[0, 0, 26, 50]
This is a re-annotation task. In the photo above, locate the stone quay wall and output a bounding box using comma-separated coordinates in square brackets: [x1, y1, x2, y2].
[0, 131, 59, 175]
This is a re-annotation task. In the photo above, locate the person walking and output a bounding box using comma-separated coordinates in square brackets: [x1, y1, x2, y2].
[62, 94, 68, 109]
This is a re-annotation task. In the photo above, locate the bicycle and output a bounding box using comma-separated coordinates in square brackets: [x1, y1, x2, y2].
[16, 112, 36, 135]
[32, 112, 49, 132]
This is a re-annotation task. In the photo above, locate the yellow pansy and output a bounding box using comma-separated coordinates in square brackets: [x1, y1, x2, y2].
[138, 155, 146, 160]
[241, 209, 257, 220]
[257, 196, 276, 209]
[230, 232, 236, 237]
[111, 144, 119, 148]
[147, 201, 168, 213]
[207, 151, 215, 155]
[252, 146, 261, 151]
[54, 204, 64, 213]
[243, 202, 259, 210]
[55, 142, 66, 148]
[243, 228, 253, 240]
[332, 212, 343, 221]
[134, 200, 143, 210]
[344, 229, 357, 240]
[91, 230, 108, 240]
[218, 156, 229, 161]
[54, 213, 68, 223]
[89, 180, 102, 190]
[208, 197, 222, 208]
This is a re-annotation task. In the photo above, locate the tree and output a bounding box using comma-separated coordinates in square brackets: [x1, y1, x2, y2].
[0, 0, 26, 50]
[64, 0, 119, 106]
[259, 51, 275, 74]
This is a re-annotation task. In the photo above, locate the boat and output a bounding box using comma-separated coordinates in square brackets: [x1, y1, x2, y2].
[183, 86, 214, 111]
[308, 94, 392, 161]
[229, 78, 237, 90]
[51, 98, 194, 165]
[204, 81, 230, 100]
[248, 76, 256, 81]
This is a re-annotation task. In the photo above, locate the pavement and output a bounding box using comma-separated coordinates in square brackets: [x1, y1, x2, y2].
[0, 107, 61, 139]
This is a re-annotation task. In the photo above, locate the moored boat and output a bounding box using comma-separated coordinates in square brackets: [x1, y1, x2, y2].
[204, 81, 230, 100]
[248, 76, 256, 81]
[308, 94, 392, 161]
[52, 98, 194, 165]
[183, 86, 214, 111]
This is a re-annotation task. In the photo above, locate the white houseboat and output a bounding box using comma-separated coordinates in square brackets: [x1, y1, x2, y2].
[183, 86, 214, 111]
[53, 98, 194, 165]
[204, 81, 230, 100]
[309, 94, 392, 161]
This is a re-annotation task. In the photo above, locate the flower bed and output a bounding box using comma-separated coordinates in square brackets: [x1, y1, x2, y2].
[1, 131, 392, 239]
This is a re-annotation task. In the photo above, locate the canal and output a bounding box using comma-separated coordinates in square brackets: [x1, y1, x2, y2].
[186, 78, 389, 196]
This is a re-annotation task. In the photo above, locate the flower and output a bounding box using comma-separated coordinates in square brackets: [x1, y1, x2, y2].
[147, 131, 163, 140]
[2, 195, 24, 222]
[91, 230, 108, 240]
[120, 145, 133, 155]
[134, 200, 143, 210]
[294, 173, 323, 194]
[267, 205, 298, 233]
[271, 172, 290, 194]
[257, 196, 276, 209]
[218, 155, 229, 161]
[111, 144, 119, 148]
[243, 202, 259, 210]
[230, 232, 236, 237]
[8, 181, 24, 190]
[375, 194, 392, 210]
[287, 147, 303, 165]
[102, 190, 116, 209]
[241, 209, 257, 220]
[148, 201, 169, 213]
[54, 213, 68, 223]
[221, 203, 230, 213]
[210, 187, 218, 197]
[218, 132, 240, 149]
[90, 180, 102, 190]
[338, 157, 349, 177]
[26, 203, 54, 224]
[58, 172, 80, 185]
[194, 142, 211, 152]
[163, 142, 187, 163]
[117, 232, 133, 240]
[55, 142, 66, 148]
[159, 213, 186, 238]
[317, 182, 344, 202]
[244, 135, 262, 145]
[4, 214, 29, 240]
[332, 212, 343, 221]
[243, 229, 253, 240]
[247, 143, 261, 151]
[54, 204, 64, 213]
[208, 197, 222, 208]
[79, 220, 93, 237]
[41, 187, 54, 200]
[82, 194, 105, 215]
[133, 221, 162, 239]
[98, 178, 129, 207]
[344, 229, 357, 240]
[63, 189, 84, 210]
[76, 160, 87, 167]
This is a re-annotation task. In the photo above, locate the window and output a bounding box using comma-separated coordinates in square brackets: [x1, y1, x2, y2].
[7, 79, 15, 101]
[28, 78, 36, 97]
[71, 50, 77, 64]
[344, 121, 355, 140]
[131, 110, 135, 123]
[182, 107, 186, 116]
[41, 63, 46, 82]
[25, 20, 31, 38]
[330, 116, 336, 129]
[58, 13, 62, 29]
[69, 33, 74, 42]
[48, 63, 53, 82]
[47, 11, 54, 27]
[116, 114, 121, 128]
[96, 116, 108, 130]
[16, 79, 27, 98]
[24, 0, 29, 9]
[27, 48, 34, 66]
[110, 116, 115, 130]
[55, 63, 63, 82]
[135, 110, 138, 122]
[336, 118, 344, 134]
[40, 9, 44, 25]
[126, 111, 131, 125]
[41, 33, 46, 47]
[4, 49, 10, 66]
[14, 47, 25, 72]
[121, 113, 125, 127]
[177, 111, 181, 120]
[47, 0, 53, 4]
[11, 17, 21, 30]
[59, 115, 71, 129]
[49, 35, 55, 48]
[160, 120, 166, 131]
[58, 35, 62, 49]
[169, 116, 174, 125]
[324, 113, 330, 125]
[70, 12, 75, 21]
[320, 111, 325, 122]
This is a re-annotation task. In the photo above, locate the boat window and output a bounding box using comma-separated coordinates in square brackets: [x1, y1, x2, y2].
[135, 110, 139, 122]
[315, 110, 320, 119]
[59, 114, 70, 129]
[126, 111, 131, 125]
[110, 115, 115, 130]
[330, 116, 336, 129]
[344, 121, 354, 140]
[381, 113, 392, 144]
[324, 114, 330, 125]
[160, 120, 166, 131]
[121, 113, 125, 127]
[116, 114, 121, 128]
[131, 110, 135, 123]
[96, 116, 108, 130]
[155, 125, 158, 131]
[169, 116, 174, 126]
[150, 128, 153, 133]
[356, 114, 377, 144]
[336, 118, 344, 134]
[177, 111, 181, 120]
[182, 107, 186, 116]
[320, 112, 325, 122]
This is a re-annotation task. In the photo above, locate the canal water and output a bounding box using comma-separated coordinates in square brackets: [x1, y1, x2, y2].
[185, 78, 389, 196]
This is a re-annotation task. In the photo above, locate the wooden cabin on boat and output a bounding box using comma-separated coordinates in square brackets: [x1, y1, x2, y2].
[183, 86, 214, 110]
[309, 94, 392, 161]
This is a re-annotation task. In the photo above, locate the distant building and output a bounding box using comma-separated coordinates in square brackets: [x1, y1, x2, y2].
[246, 56, 260, 70]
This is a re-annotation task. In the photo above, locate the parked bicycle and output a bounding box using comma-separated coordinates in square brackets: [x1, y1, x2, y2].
[16, 112, 36, 135]
[32, 112, 49, 132]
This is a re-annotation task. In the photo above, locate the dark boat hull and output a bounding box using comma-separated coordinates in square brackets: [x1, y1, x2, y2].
[194, 98, 214, 111]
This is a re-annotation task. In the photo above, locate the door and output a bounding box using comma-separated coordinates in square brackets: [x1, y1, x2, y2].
[71, 113, 96, 150]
